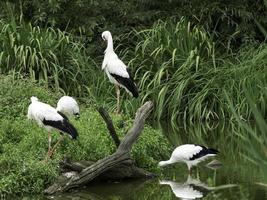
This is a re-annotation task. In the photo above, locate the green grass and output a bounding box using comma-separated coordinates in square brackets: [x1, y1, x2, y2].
[0, 74, 61, 119]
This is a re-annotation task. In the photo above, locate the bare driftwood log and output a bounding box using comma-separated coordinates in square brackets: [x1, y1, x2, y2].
[59, 157, 154, 180]
[44, 101, 154, 195]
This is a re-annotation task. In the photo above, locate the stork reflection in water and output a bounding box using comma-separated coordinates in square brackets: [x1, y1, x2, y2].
[160, 175, 237, 200]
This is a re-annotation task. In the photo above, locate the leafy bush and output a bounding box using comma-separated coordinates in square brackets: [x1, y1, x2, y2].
[0, 75, 61, 119]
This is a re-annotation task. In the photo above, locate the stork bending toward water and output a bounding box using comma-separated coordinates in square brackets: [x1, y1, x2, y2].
[27, 97, 78, 159]
[159, 144, 219, 173]
[101, 31, 138, 114]
[56, 96, 80, 119]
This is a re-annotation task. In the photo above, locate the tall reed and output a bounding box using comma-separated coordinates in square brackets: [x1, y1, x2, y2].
[0, 18, 107, 98]
[226, 87, 267, 181]
[123, 18, 267, 124]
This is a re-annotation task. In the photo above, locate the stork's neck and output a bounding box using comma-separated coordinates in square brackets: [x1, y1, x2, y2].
[105, 36, 114, 53]
[159, 160, 174, 167]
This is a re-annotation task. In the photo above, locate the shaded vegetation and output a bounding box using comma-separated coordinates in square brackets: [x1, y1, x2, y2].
[2, 0, 266, 47]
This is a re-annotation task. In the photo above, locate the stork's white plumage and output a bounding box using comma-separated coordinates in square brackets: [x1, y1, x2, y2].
[160, 178, 204, 200]
[101, 31, 138, 113]
[27, 96, 78, 159]
[160, 175, 236, 200]
[56, 96, 80, 119]
[159, 144, 219, 173]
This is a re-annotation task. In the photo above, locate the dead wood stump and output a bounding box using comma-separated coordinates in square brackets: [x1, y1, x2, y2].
[44, 101, 154, 195]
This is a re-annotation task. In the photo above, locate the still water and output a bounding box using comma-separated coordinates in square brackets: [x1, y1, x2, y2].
[42, 122, 266, 199]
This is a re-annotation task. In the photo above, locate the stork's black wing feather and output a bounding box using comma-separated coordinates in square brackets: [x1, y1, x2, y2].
[189, 145, 219, 160]
[110, 69, 139, 98]
[42, 118, 78, 139]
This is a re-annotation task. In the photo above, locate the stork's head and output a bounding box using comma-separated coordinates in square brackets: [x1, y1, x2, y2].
[30, 96, 38, 102]
[74, 112, 80, 120]
[101, 31, 112, 41]
[158, 161, 165, 167]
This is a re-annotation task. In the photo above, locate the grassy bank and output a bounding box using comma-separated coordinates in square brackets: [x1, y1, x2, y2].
[0, 75, 171, 195]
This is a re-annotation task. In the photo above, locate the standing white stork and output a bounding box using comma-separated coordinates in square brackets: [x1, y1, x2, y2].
[56, 96, 80, 119]
[101, 30, 138, 114]
[159, 144, 219, 173]
[27, 97, 78, 159]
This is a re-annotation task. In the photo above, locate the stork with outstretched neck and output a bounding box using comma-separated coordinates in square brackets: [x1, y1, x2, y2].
[159, 144, 219, 173]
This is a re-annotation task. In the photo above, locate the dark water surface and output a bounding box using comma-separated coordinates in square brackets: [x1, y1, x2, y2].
[34, 122, 267, 199]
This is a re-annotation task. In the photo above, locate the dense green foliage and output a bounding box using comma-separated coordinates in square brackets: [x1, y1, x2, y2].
[0, 75, 171, 195]
[226, 87, 267, 180]
[122, 20, 267, 122]
[0, 0, 266, 195]
[2, 0, 266, 47]
[0, 75, 61, 118]
[0, 1, 266, 121]
[0, 19, 105, 97]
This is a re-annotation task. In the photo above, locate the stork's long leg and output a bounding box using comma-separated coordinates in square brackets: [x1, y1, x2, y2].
[47, 132, 52, 156]
[115, 85, 120, 114]
[49, 134, 64, 157]
[43, 132, 53, 162]
[187, 164, 192, 175]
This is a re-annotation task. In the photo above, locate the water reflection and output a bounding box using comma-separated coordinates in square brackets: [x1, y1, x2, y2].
[160, 175, 237, 200]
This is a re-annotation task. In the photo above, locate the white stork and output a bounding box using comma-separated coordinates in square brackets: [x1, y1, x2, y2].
[160, 175, 236, 199]
[27, 97, 78, 159]
[159, 144, 219, 173]
[101, 30, 138, 114]
[160, 177, 204, 199]
[56, 96, 80, 119]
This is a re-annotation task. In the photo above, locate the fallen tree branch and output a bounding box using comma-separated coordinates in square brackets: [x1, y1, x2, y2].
[44, 101, 154, 195]
[59, 157, 155, 179]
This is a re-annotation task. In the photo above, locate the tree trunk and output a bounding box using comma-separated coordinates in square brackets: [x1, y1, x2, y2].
[44, 101, 154, 195]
